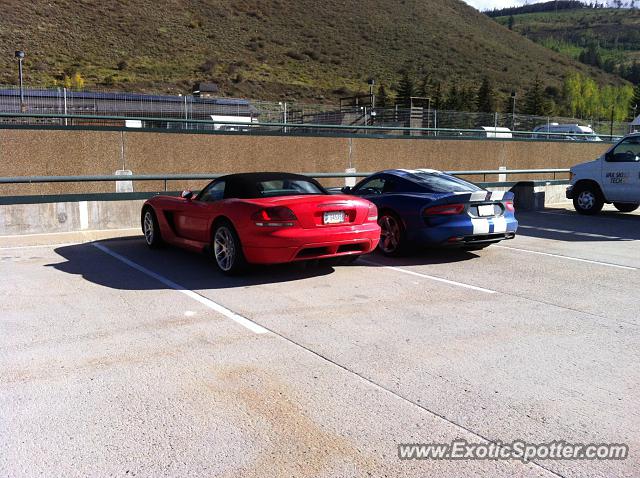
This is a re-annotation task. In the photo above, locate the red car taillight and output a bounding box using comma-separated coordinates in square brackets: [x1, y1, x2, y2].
[251, 206, 297, 227]
[367, 203, 378, 222]
[504, 201, 515, 212]
[423, 203, 465, 216]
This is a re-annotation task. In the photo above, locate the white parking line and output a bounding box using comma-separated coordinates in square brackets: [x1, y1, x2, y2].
[494, 245, 637, 271]
[359, 259, 496, 294]
[518, 225, 624, 240]
[92, 243, 270, 335]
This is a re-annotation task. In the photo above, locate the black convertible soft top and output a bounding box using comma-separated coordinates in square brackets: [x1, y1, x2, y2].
[214, 172, 328, 199]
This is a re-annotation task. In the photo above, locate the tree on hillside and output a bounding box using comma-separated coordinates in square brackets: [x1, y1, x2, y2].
[507, 15, 515, 30]
[578, 43, 603, 69]
[418, 74, 434, 100]
[460, 86, 477, 112]
[477, 77, 495, 113]
[432, 82, 443, 110]
[396, 72, 415, 108]
[377, 84, 390, 108]
[444, 84, 462, 110]
[523, 77, 552, 116]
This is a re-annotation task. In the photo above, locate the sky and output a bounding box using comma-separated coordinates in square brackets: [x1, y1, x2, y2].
[461, 0, 548, 11]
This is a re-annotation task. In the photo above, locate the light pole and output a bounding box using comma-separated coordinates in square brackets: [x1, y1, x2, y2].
[510, 91, 516, 131]
[368, 78, 375, 108]
[15, 50, 25, 112]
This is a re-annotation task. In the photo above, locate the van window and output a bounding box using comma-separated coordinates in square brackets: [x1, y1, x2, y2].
[608, 138, 640, 163]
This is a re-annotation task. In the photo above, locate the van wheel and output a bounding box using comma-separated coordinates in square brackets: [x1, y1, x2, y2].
[573, 184, 604, 215]
[613, 202, 639, 213]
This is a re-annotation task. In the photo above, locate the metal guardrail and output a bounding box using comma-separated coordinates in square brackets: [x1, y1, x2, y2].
[0, 169, 571, 185]
[0, 112, 623, 141]
[0, 169, 570, 205]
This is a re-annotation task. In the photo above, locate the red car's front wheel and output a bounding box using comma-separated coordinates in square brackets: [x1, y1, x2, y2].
[212, 221, 247, 275]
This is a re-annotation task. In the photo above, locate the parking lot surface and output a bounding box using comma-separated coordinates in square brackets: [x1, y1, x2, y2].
[1, 204, 639, 477]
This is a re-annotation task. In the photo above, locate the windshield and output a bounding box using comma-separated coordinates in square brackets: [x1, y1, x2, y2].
[407, 172, 483, 193]
[256, 179, 325, 197]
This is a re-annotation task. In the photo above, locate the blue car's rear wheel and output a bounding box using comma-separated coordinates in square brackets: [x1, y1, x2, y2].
[378, 212, 406, 256]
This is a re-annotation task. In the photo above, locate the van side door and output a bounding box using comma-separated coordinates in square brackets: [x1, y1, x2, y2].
[601, 137, 640, 202]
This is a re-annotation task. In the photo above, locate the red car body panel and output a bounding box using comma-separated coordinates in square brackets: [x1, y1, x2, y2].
[143, 192, 380, 264]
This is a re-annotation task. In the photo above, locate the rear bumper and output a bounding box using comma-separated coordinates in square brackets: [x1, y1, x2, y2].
[242, 223, 380, 264]
[409, 217, 519, 246]
[445, 232, 516, 247]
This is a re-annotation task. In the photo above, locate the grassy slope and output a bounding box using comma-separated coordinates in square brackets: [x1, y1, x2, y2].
[0, 0, 622, 101]
[495, 8, 640, 67]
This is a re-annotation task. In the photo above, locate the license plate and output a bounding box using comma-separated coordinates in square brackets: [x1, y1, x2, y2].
[477, 205, 495, 217]
[323, 211, 345, 224]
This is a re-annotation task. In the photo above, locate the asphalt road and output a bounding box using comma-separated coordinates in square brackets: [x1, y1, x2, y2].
[1, 204, 639, 477]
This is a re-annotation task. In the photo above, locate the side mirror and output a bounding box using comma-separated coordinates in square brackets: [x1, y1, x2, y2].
[341, 186, 352, 194]
[181, 190, 193, 200]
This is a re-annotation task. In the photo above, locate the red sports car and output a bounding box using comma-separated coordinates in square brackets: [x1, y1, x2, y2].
[141, 172, 380, 273]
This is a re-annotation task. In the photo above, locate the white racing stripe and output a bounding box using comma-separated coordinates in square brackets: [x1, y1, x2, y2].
[359, 259, 496, 294]
[492, 217, 507, 234]
[470, 191, 488, 202]
[494, 245, 637, 271]
[93, 243, 270, 334]
[471, 218, 490, 234]
[489, 190, 505, 201]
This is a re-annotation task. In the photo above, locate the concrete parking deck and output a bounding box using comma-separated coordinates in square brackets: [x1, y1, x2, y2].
[1, 204, 639, 477]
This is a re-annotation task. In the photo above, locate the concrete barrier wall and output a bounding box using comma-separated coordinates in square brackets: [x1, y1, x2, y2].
[0, 185, 569, 236]
[0, 128, 610, 196]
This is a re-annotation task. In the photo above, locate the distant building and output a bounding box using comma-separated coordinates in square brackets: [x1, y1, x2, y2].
[192, 82, 219, 98]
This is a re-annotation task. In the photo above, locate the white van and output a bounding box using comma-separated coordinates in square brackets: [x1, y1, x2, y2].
[566, 133, 640, 214]
[532, 123, 602, 141]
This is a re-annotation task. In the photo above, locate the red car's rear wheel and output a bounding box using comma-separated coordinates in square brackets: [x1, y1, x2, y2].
[212, 221, 247, 275]
[142, 208, 163, 248]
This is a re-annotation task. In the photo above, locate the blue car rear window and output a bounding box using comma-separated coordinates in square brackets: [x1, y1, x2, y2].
[408, 172, 482, 193]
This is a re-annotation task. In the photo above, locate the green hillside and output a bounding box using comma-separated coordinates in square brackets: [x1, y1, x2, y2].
[0, 0, 623, 102]
[494, 8, 640, 83]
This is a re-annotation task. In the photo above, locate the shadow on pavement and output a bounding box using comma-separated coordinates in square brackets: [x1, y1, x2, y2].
[49, 236, 336, 291]
[364, 247, 481, 267]
[48, 236, 484, 290]
[515, 208, 640, 242]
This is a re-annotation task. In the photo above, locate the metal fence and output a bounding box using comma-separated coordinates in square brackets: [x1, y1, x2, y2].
[0, 168, 570, 205]
[0, 85, 633, 140]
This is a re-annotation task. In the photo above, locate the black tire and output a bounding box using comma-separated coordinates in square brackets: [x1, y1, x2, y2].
[377, 211, 408, 256]
[211, 220, 247, 275]
[141, 207, 163, 248]
[613, 202, 639, 213]
[572, 184, 604, 215]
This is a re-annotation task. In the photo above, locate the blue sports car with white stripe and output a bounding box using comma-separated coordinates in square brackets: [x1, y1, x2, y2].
[344, 169, 518, 255]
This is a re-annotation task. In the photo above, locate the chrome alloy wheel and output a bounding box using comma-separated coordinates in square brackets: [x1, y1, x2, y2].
[143, 211, 154, 245]
[213, 226, 236, 272]
[379, 215, 401, 254]
[577, 190, 595, 210]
